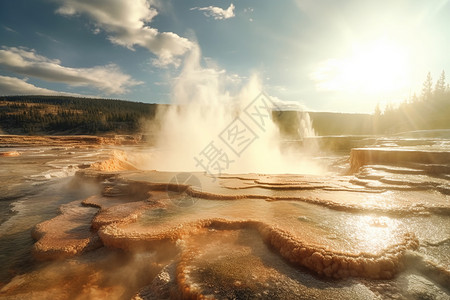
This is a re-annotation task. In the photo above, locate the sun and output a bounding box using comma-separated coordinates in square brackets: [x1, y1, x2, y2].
[345, 41, 409, 93]
[312, 38, 410, 96]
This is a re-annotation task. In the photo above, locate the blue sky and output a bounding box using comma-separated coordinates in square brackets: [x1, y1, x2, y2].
[0, 0, 449, 113]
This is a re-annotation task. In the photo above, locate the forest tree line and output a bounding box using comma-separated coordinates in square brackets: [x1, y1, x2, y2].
[0, 95, 162, 134]
[374, 70, 450, 134]
[1, 95, 376, 136]
[1, 76, 450, 137]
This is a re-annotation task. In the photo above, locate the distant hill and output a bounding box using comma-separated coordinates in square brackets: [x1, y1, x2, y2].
[0, 95, 375, 136]
[0, 95, 164, 135]
[273, 111, 373, 137]
[308, 112, 374, 136]
[276, 87, 450, 137]
[2, 94, 449, 136]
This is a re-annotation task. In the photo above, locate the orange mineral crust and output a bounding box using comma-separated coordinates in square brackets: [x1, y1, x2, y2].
[32, 200, 101, 260]
[36, 169, 426, 280]
[4, 150, 449, 299]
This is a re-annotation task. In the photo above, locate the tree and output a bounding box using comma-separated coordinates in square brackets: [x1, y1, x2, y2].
[435, 70, 446, 97]
[373, 103, 382, 134]
[374, 103, 382, 117]
[422, 72, 433, 101]
[384, 102, 394, 114]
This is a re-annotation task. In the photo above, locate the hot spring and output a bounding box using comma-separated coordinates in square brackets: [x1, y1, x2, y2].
[1, 117, 450, 299]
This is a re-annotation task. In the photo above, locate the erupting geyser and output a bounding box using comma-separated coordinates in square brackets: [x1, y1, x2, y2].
[146, 45, 322, 175]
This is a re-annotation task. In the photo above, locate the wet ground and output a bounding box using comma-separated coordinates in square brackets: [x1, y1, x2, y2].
[0, 135, 449, 299]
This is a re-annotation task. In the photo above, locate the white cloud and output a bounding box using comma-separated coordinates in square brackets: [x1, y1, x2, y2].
[53, 0, 193, 67]
[0, 47, 142, 94]
[191, 3, 235, 20]
[0, 75, 82, 96]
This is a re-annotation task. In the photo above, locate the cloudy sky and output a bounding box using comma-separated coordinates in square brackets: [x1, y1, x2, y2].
[0, 0, 449, 113]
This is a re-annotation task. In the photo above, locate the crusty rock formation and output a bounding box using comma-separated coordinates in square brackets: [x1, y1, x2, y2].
[24, 155, 449, 299]
[32, 200, 102, 260]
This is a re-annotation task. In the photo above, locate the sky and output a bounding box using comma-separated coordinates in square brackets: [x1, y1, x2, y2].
[0, 0, 449, 113]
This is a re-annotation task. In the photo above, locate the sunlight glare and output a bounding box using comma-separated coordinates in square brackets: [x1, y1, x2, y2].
[348, 215, 399, 253]
[312, 39, 410, 96]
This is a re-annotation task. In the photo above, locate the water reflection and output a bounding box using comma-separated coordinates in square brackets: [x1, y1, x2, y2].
[347, 215, 399, 254]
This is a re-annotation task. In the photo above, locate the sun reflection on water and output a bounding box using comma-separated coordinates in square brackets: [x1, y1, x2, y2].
[347, 215, 400, 253]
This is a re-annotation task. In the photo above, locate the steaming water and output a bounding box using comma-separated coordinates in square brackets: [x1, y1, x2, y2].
[0, 136, 449, 298]
[145, 46, 323, 176]
[0, 146, 108, 283]
[140, 198, 408, 254]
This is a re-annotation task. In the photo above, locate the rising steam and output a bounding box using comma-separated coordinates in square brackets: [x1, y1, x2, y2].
[147, 45, 323, 175]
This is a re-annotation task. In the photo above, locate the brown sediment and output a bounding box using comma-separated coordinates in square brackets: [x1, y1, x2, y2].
[24, 160, 449, 297]
[175, 229, 380, 299]
[0, 248, 168, 300]
[82, 195, 130, 209]
[0, 150, 20, 157]
[0, 134, 143, 147]
[75, 169, 430, 280]
[351, 164, 450, 197]
[98, 215, 418, 280]
[89, 150, 138, 171]
[32, 200, 102, 260]
[74, 169, 122, 183]
[115, 173, 450, 216]
[93, 185, 421, 280]
[405, 252, 450, 290]
[91, 201, 157, 230]
[1, 137, 448, 300]
[350, 148, 450, 173]
[73, 168, 450, 218]
[220, 175, 330, 190]
[258, 224, 418, 280]
[368, 165, 426, 175]
[132, 262, 179, 300]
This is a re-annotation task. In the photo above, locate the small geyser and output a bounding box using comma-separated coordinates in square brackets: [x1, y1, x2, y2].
[298, 111, 316, 139]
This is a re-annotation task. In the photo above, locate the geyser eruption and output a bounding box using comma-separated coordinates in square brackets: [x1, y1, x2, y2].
[297, 111, 316, 138]
[148, 45, 322, 175]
